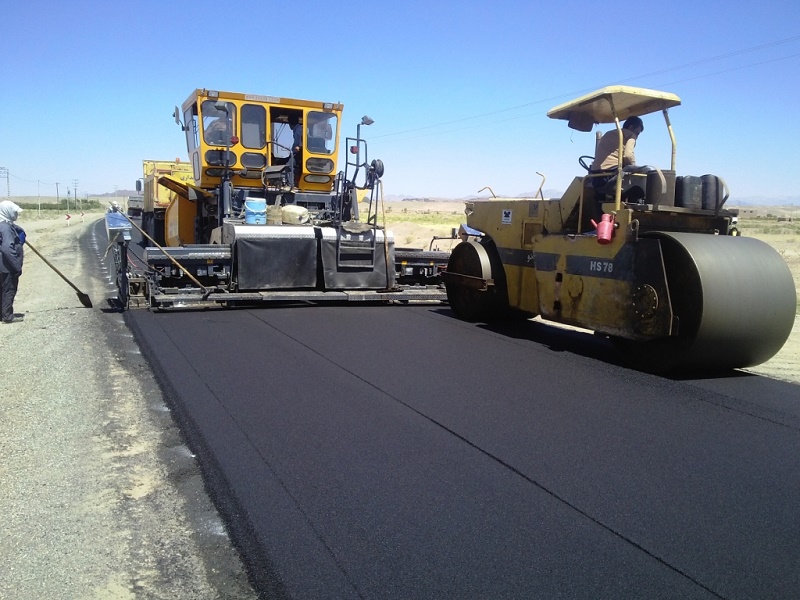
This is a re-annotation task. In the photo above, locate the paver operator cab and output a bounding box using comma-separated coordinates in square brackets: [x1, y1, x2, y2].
[443, 86, 796, 372]
[182, 89, 344, 216]
[131, 89, 446, 309]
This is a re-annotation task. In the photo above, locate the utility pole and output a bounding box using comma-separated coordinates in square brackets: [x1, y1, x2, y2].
[56, 182, 60, 207]
[0, 167, 9, 196]
[73, 179, 79, 212]
[38, 179, 41, 217]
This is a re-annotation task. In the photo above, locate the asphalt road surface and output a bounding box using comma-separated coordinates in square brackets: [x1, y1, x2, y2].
[125, 300, 800, 600]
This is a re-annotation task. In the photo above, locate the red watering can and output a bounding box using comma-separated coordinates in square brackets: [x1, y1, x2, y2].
[590, 213, 615, 244]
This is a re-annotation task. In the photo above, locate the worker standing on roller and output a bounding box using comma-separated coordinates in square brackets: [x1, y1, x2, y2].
[0, 200, 25, 324]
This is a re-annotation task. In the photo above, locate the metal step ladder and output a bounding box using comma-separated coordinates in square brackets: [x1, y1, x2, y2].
[336, 226, 377, 269]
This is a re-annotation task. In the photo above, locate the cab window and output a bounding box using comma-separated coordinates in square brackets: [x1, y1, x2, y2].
[241, 104, 266, 149]
[202, 100, 237, 146]
[306, 111, 336, 154]
[184, 106, 199, 152]
[271, 118, 293, 160]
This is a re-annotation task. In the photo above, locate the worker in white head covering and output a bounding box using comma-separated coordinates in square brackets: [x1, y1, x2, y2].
[0, 200, 25, 323]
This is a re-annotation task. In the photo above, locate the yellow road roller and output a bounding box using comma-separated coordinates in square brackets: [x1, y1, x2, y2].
[443, 86, 796, 371]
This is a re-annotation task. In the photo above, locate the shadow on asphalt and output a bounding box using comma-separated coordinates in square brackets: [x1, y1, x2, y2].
[430, 306, 757, 383]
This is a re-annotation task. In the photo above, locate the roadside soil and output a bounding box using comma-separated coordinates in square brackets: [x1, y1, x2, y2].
[1, 205, 797, 598]
[0, 213, 256, 599]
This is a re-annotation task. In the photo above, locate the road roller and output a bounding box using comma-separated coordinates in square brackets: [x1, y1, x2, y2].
[443, 86, 796, 372]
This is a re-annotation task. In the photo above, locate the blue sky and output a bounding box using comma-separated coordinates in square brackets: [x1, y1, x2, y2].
[2, 0, 799, 202]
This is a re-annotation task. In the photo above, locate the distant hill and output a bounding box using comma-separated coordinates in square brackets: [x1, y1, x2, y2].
[94, 190, 138, 198]
[385, 191, 800, 205]
[729, 195, 800, 206]
[385, 195, 463, 202]
[84, 189, 800, 205]
[386, 189, 566, 202]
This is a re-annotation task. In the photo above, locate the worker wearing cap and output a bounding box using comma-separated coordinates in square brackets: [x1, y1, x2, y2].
[0, 200, 25, 324]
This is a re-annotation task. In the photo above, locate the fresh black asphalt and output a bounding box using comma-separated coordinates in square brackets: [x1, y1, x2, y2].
[125, 303, 800, 600]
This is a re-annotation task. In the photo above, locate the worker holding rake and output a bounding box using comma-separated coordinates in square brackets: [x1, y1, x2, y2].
[0, 200, 25, 324]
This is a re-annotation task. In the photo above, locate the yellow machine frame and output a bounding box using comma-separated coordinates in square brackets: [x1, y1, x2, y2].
[179, 89, 343, 195]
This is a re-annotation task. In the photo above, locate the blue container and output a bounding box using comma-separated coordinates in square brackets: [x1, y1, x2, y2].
[244, 198, 267, 224]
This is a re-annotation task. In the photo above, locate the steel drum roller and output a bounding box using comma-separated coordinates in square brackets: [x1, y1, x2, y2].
[649, 232, 796, 370]
[445, 241, 497, 321]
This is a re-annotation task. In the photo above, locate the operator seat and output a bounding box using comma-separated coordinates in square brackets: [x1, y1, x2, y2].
[591, 166, 651, 206]
[307, 137, 327, 153]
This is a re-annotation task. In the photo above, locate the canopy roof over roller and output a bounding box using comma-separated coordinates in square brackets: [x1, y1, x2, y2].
[547, 86, 681, 131]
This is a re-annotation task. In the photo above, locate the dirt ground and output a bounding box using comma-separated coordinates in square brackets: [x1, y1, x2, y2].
[0, 212, 256, 599]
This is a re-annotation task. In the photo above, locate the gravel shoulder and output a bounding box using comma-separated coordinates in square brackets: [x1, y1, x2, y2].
[0, 214, 256, 599]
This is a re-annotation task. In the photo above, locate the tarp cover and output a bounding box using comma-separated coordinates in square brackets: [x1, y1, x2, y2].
[235, 236, 318, 290]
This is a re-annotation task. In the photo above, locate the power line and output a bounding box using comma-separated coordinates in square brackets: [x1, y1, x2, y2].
[653, 51, 800, 89]
[0, 167, 9, 196]
[371, 35, 800, 141]
[9, 171, 61, 186]
[611, 35, 800, 85]
[4, 34, 800, 190]
[368, 51, 800, 146]
[6, 171, 78, 197]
